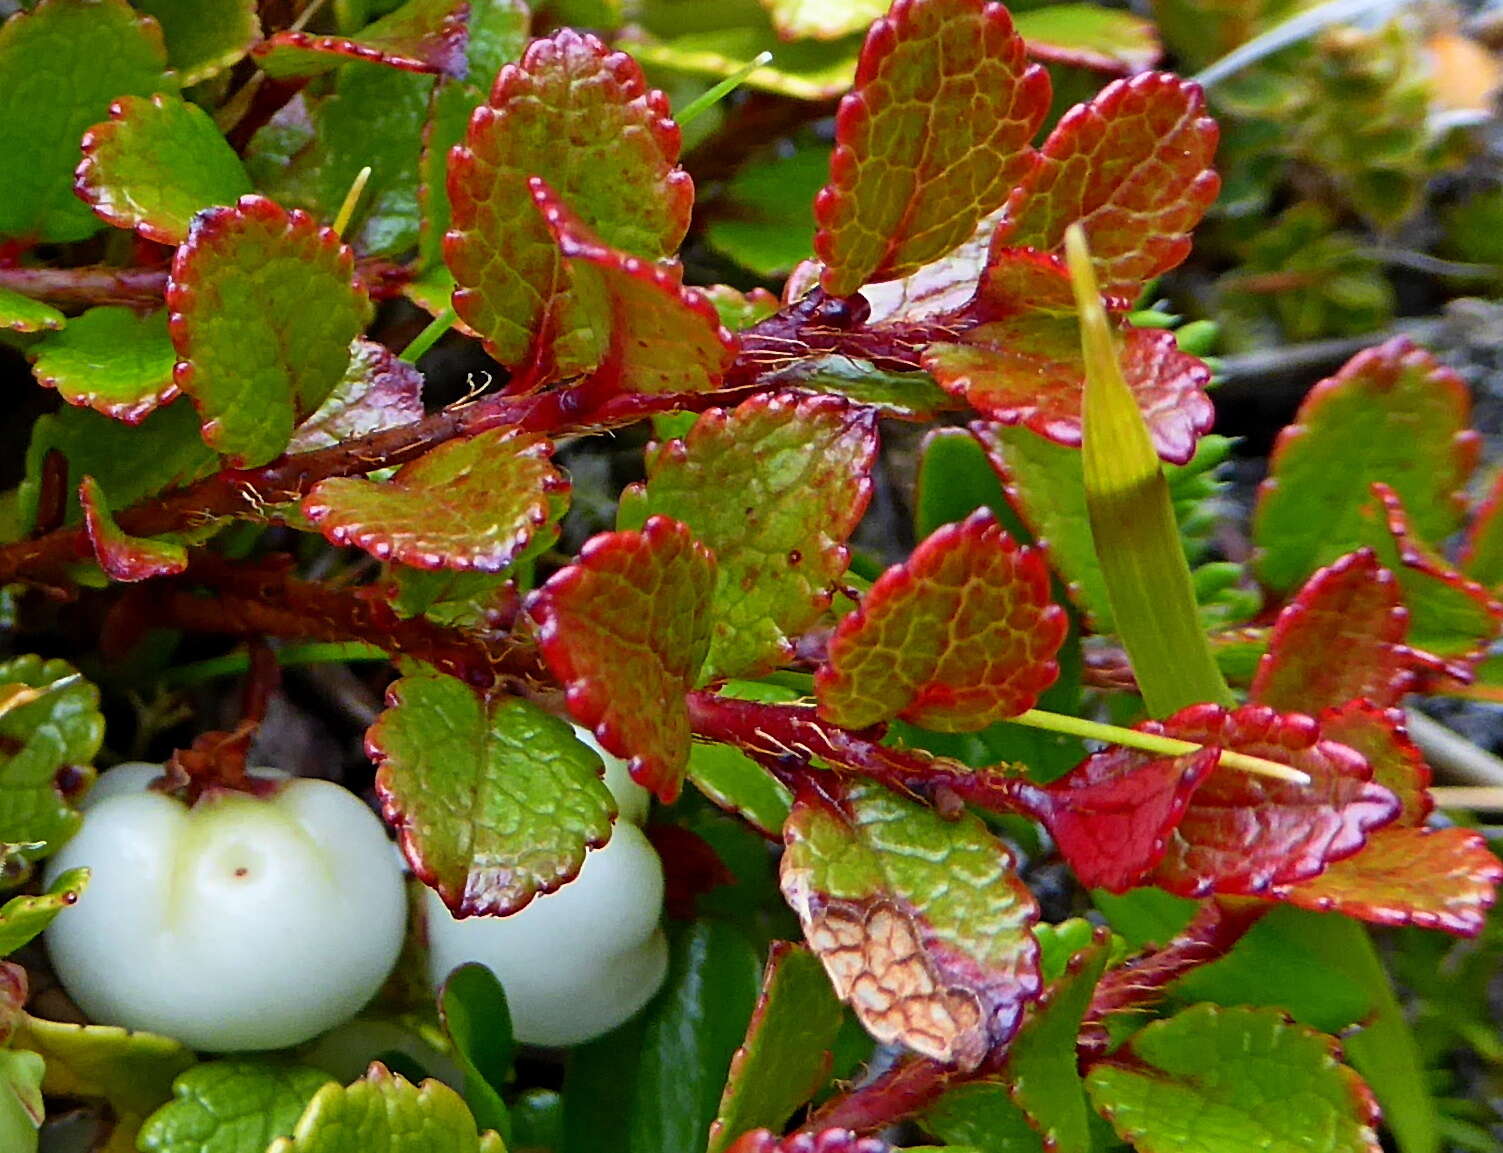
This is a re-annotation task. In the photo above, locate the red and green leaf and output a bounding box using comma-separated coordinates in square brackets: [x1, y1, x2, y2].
[998, 72, 1219, 297]
[529, 180, 738, 395]
[708, 942, 847, 1153]
[1316, 701, 1430, 826]
[1011, 5, 1161, 75]
[1279, 826, 1501, 937]
[1254, 338, 1479, 593]
[1250, 549, 1413, 713]
[529, 517, 716, 801]
[167, 195, 372, 467]
[29, 307, 177, 425]
[0, 288, 64, 335]
[254, 0, 470, 78]
[367, 669, 616, 916]
[75, 94, 251, 245]
[813, 0, 1050, 296]
[287, 339, 425, 452]
[78, 476, 187, 583]
[446, 29, 693, 372]
[815, 509, 1067, 731]
[1085, 1004, 1381, 1153]
[924, 251, 1214, 465]
[1461, 466, 1503, 591]
[621, 393, 878, 680]
[304, 428, 568, 572]
[781, 776, 1040, 1071]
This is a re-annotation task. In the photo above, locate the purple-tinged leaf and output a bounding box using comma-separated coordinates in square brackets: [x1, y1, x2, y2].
[288, 339, 425, 453]
[254, 0, 469, 78]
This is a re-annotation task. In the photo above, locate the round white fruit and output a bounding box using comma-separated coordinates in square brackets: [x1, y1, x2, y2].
[571, 723, 651, 826]
[425, 821, 668, 1046]
[43, 763, 407, 1052]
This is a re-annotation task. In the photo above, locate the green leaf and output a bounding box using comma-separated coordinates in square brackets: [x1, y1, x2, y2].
[0, 1049, 43, 1153]
[368, 669, 616, 916]
[0, 288, 63, 335]
[267, 1063, 505, 1153]
[627, 25, 861, 102]
[758, 0, 884, 40]
[437, 964, 512, 1141]
[387, 568, 512, 631]
[688, 742, 793, 840]
[1011, 5, 1160, 73]
[704, 144, 827, 276]
[531, 517, 717, 802]
[773, 358, 953, 420]
[254, 0, 472, 78]
[815, 509, 1067, 731]
[0, 656, 101, 871]
[0, 866, 86, 956]
[305, 429, 567, 572]
[446, 28, 693, 370]
[708, 942, 845, 1152]
[137, 1060, 334, 1153]
[78, 474, 190, 582]
[781, 777, 1039, 1070]
[623, 393, 877, 680]
[167, 195, 372, 467]
[29, 306, 177, 424]
[75, 94, 252, 245]
[1086, 1004, 1380, 1153]
[814, 0, 1049, 296]
[1254, 338, 1478, 594]
[0, 0, 172, 243]
[923, 1082, 1043, 1153]
[15, 1013, 193, 1119]
[134, 0, 260, 84]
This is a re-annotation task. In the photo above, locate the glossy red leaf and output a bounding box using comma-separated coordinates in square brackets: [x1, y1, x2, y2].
[1250, 549, 1413, 713]
[253, 0, 468, 78]
[816, 509, 1067, 731]
[446, 29, 692, 372]
[528, 180, 737, 395]
[529, 517, 716, 802]
[998, 72, 1219, 297]
[814, 0, 1050, 296]
[303, 428, 568, 571]
[1280, 826, 1501, 937]
[78, 475, 187, 582]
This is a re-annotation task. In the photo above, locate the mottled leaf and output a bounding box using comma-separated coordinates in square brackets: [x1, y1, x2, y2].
[368, 670, 616, 916]
[1085, 1004, 1380, 1153]
[1254, 338, 1479, 593]
[1037, 704, 1399, 897]
[168, 195, 372, 467]
[267, 1063, 504, 1153]
[137, 1061, 334, 1153]
[0, 866, 86, 957]
[925, 254, 1214, 465]
[305, 428, 567, 572]
[816, 509, 1067, 731]
[814, 0, 1049, 296]
[1281, 826, 1501, 937]
[1250, 550, 1413, 713]
[78, 476, 188, 582]
[446, 28, 693, 371]
[76, 94, 252, 245]
[781, 777, 1040, 1071]
[0, 288, 63, 334]
[135, 0, 259, 84]
[289, 339, 425, 452]
[29, 306, 177, 424]
[16, 1013, 193, 1119]
[0, 656, 101, 871]
[529, 180, 737, 393]
[529, 517, 716, 801]
[0, 0, 172, 244]
[708, 942, 846, 1153]
[1012, 5, 1160, 74]
[998, 72, 1219, 297]
[255, 0, 470, 78]
[622, 393, 877, 679]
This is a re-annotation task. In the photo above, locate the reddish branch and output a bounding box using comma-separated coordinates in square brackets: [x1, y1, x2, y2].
[0, 265, 170, 306]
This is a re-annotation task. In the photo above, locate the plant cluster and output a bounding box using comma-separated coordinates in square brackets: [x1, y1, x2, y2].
[0, 0, 1499, 1152]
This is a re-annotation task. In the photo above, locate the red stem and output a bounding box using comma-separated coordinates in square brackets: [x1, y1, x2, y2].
[0, 265, 170, 306]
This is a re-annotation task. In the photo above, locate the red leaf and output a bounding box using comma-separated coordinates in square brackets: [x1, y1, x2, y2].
[1316, 701, 1430, 826]
[815, 509, 1067, 731]
[529, 517, 716, 802]
[1250, 549, 1414, 713]
[446, 29, 692, 372]
[253, 0, 469, 78]
[997, 71, 1219, 297]
[814, 0, 1050, 296]
[287, 338, 425, 452]
[303, 428, 569, 571]
[528, 179, 737, 396]
[1280, 826, 1501, 937]
[1040, 705, 1399, 896]
[78, 475, 187, 582]
[726, 1131, 888, 1153]
[924, 254, 1213, 464]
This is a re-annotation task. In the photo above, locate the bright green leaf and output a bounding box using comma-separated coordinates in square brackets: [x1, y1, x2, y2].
[15, 1012, 193, 1119]
[627, 25, 861, 102]
[1011, 5, 1160, 72]
[758, 0, 883, 40]
[137, 1060, 334, 1153]
[0, 1049, 43, 1153]
[29, 306, 177, 424]
[0, 288, 63, 335]
[0, 866, 87, 956]
[437, 964, 512, 1141]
